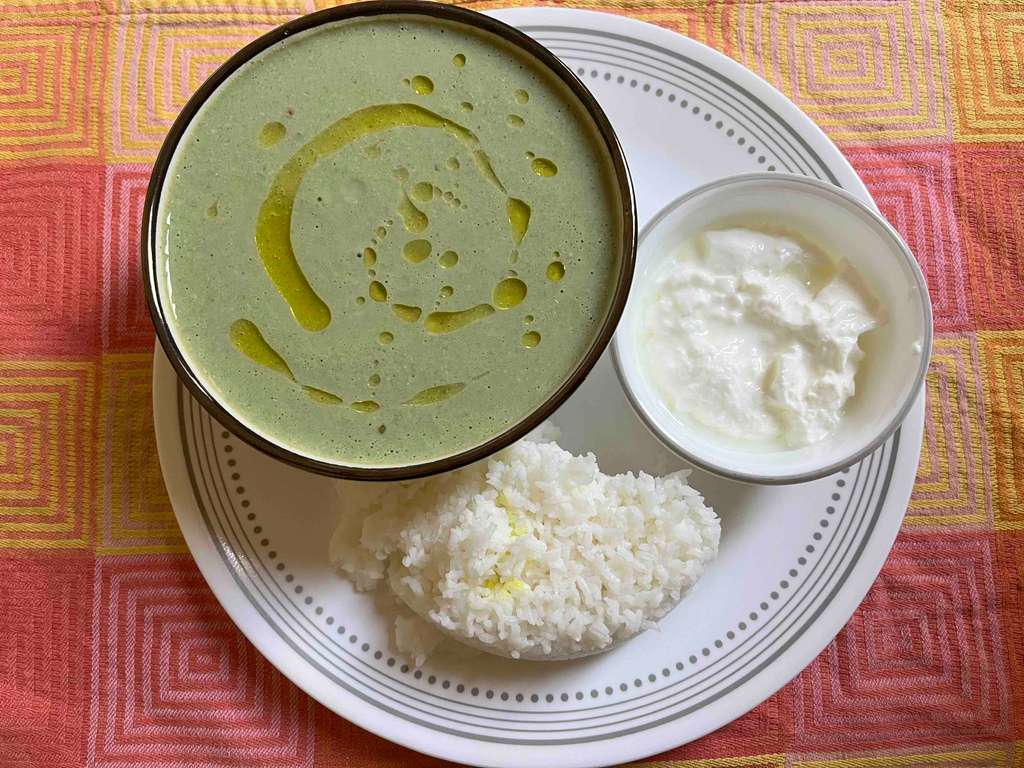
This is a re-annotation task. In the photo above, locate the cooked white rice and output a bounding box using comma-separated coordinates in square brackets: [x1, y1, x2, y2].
[329, 428, 719, 661]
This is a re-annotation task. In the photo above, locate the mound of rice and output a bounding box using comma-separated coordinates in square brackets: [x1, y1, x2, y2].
[329, 428, 720, 661]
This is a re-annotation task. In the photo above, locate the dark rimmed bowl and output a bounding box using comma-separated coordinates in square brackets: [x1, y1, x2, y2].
[142, 0, 636, 481]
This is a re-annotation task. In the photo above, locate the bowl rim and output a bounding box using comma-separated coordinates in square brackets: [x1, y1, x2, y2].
[141, 0, 637, 481]
[611, 171, 933, 485]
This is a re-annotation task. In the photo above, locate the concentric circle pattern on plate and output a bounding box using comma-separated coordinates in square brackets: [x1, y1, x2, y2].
[154, 10, 924, 767]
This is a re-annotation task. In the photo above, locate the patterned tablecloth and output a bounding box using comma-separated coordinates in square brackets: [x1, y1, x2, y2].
[1, 0, 1021, 765]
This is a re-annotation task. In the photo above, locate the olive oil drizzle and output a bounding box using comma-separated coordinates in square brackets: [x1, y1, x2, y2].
[230, 317, 484, 410]
[242, 97, 549, 415]
[255, 103, 522, 332]
[229, 319, 345, 405]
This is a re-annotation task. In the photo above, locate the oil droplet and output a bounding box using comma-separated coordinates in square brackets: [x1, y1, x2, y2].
[526, 151, 535, 159]
[398, 191, 429, 233]
[392, 304, 422, 323]
[304, 386, 344, 405]
[493, 277, 527, 309]
[546, 260, 565, 281]
[356, 296, 366, 305]
[424, 304, 494, 334]
[403, 382, 466, 405]
[368, 373, 381, 387]
[394, 166, 410, 182]
[453, 53, 466, 67]
[411, 75, 434, 95]
[402, 77, 410, 86]
[460, 101, 474, 112]
[367, 269, 376, 278]
[351, 400, 380, 413]
[522, 331, 541, 348]
[377, 424, 386, 433]
[363, 246, 377, 266]
[507, 198, 531, 245]
[439, 250, 459, 268]
[375, 226, 387, 238]
[378, 331, 394, 345]
[443, 191, 454, 203]
[402, 239, 432, 264]
[258, 121, 286, 147]
[524, 314, 534, 324]
[531, 157, 558, 177]
[440, 285, 454, 299]
[446, 157, 460, 170]
[514, 89, 529, 104]
[369, 281, 388, 302]
[506, 114, 524, 128]
[411, 181, 434, 203]
[229, 319, 294, 379]
[206, 202, 219, 219]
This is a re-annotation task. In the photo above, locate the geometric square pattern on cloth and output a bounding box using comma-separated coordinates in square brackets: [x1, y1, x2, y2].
[793, 531, 1009, 750]
[0, 164, 104, 354]
[978, 331, 1024, 529]
[0, 551, 93, 768]
[0, 0, 103, 18]
[0, 359, 97, 549]
[90, 555, 315, 767]
[790, 742, 1019, 767]
[954, 144, 1024, 330]
[107, 0, 308, 13]
[727, 0, 951, 142]
[102, 164, 158, 352]
[0, 21, 104, 160]
[107, 15, 278, 163]
[98, 353, 183, 554]
[946, 0, 1024, 141]
[907, 332, 993, 528]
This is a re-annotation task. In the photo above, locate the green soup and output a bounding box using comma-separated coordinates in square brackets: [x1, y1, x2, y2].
[157, 13, 623, 467]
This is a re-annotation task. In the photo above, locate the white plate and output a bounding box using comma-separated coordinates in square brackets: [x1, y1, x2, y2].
[153, 9, 925, 768]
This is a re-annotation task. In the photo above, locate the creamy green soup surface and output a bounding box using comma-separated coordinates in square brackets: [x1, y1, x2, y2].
[157, 14, 623, 467]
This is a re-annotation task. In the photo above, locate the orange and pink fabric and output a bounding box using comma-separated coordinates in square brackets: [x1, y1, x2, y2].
[0, 0, 1022, 766]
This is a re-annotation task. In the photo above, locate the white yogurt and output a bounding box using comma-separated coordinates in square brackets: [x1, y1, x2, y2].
[642, 228, 878, 450]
